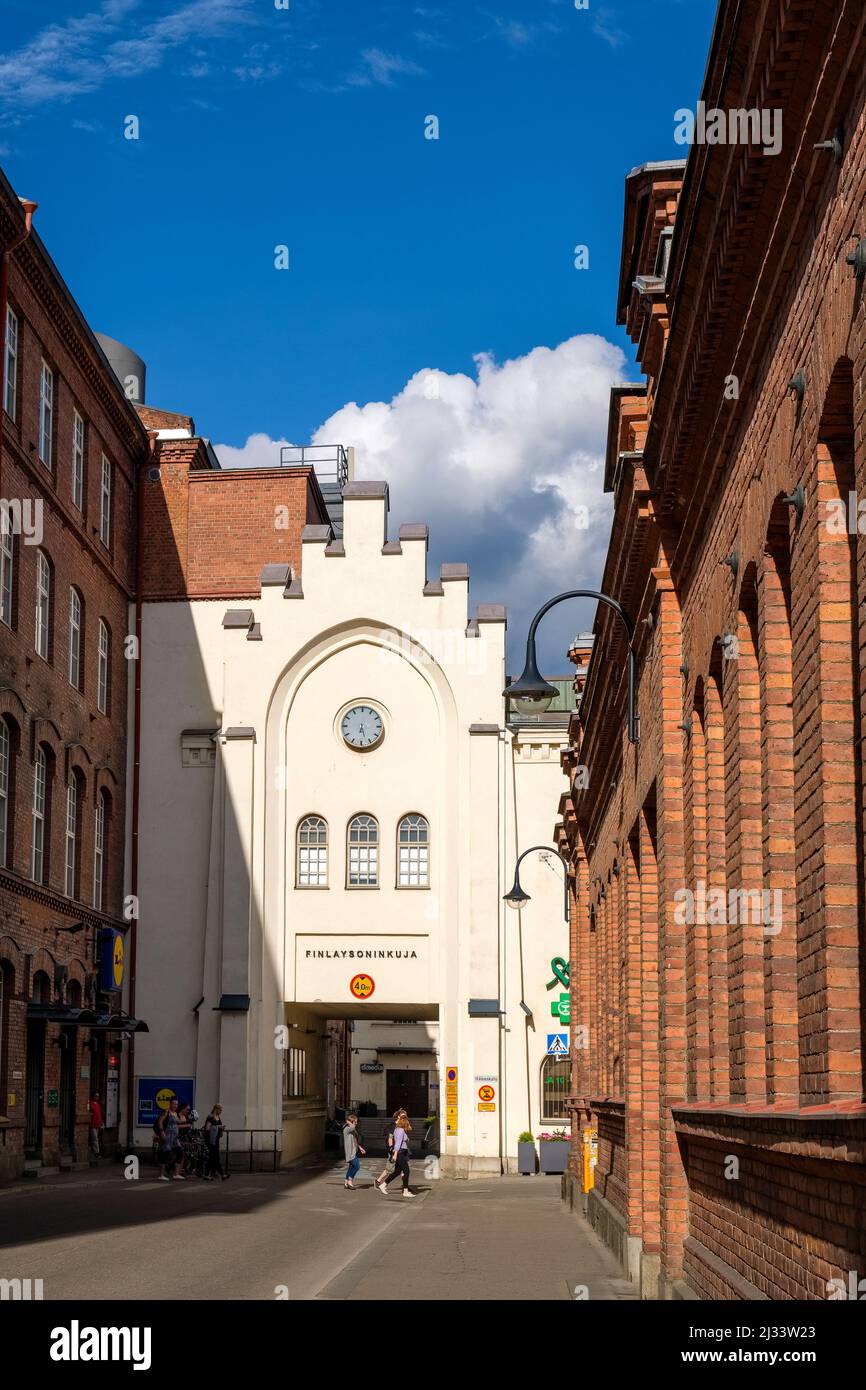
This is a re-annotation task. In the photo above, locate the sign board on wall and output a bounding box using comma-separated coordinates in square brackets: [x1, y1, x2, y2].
[445, 1066, 458, 1136]
[136, 1077, 196, 1126]
[295, 936, 431, 1004]
[99, 927, 125, 993]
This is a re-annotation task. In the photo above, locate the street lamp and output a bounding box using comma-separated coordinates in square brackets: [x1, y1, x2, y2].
[504, 845, 570, 922]
[505, 588, 639, 743]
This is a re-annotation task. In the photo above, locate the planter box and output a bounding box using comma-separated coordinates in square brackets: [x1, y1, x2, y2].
[539, 1141, 569, 1175]
[518, 1142, 537, 1175]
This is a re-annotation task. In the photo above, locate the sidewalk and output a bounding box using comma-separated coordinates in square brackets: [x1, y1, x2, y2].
[317, 1172, 639, 1300]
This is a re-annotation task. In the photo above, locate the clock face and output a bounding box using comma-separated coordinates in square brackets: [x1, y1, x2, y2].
[341, 704, 384, 751]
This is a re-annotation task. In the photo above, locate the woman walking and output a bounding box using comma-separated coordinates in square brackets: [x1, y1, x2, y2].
[342, 1112, 366, 1189]
[204, 1104, 229, 1180]
[375, 1110, 400, 1187]
[377, 1111, 415, 1198]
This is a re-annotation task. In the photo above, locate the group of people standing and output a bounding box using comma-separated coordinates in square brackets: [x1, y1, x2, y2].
[343, 1110, 416, 1198]
[154, 1097, 230, 1182]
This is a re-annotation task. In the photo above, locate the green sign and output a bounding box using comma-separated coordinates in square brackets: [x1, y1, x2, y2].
[550, 993, 570, 1024]
[47, 1089, 58, 1107]
[546, 957, 569, 991]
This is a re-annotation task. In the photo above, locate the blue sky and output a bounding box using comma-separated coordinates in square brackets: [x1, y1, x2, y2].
[1, 0, 715, 667]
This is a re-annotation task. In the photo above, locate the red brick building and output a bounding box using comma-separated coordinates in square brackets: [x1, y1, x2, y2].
[558, 0, 866, 1298]
[0, 168, 147, 1180]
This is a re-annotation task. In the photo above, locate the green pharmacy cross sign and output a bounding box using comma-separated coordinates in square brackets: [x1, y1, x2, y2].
[546, 957, 570, 1024]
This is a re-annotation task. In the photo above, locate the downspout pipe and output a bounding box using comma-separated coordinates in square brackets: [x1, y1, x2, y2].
[0, 197, 37, 499]
[125, 430, 158, 1152]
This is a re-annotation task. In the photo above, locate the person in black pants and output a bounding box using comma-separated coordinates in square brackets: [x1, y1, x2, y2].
[203, 1104, 229, 1180]
[377, 1112, 415, 1199]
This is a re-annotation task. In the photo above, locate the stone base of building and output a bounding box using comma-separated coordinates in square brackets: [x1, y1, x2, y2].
[586, 1187, 648, 1293]
[439, 1153, 503, 1179]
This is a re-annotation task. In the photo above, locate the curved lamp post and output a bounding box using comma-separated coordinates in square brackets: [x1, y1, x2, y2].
[503, 845, 570, 922]
[505, 589, 639, 744]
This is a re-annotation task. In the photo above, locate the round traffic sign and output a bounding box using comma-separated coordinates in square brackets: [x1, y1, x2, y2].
[349, 973, 375, 1000]
[478, 1084, 495, 1102]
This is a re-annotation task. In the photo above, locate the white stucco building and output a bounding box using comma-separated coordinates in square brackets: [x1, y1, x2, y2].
[131, 467, 572, 1175]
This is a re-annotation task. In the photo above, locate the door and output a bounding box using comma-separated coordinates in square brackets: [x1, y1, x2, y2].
[58, 1027, 77, 1151]
[386, 1069, 428, 1117]
[24, 1020, 45, 1153]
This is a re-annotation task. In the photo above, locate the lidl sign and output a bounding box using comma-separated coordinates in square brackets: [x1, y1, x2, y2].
[99, 928, 125, 992]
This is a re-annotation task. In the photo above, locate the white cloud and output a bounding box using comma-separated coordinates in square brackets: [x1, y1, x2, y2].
[215, 336, 625, 667]
[0, 0, 254, 110]
[347, 49, 425, 88]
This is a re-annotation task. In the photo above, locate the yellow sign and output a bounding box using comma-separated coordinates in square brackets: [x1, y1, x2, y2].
[113, 934, 124, 988]
[477, 1102, 495, 1112]
[7, 1093, 14, 1108]
[581, 1124, 597, 1193]
[445, 1065, 458, 1136]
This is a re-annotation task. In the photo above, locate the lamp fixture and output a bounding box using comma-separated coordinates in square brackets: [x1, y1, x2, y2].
[846, 237, 866, 280]
[782, 485, 806, 529]
[787, 369, 807, 402]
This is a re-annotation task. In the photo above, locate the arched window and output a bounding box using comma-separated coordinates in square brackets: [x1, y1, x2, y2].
[0, 718, 10, 868]
[97, 619, 110, 714]
[0, 508, 14, 628]
[540, 1054, 571, 1122]
[297, 815, 328, 887]
[64, 772, 84, 899]
[397, 814, 429, 887]
[68, 588, 83, 690]
[31, 747, 48, 883]
[93, 791, 108, 910]
[35, 550, 51, 660]
[67, 978, 82, 1009]
[347, 814, 378, 887]
[32, 969, 51, 1004]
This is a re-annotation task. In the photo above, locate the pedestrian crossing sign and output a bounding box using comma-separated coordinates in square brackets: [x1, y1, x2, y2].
[547, 1033, 569, 1056]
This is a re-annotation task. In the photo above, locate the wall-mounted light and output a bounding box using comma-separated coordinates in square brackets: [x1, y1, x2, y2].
[787, 368, 807, 402]
[782, 484, 806, 529]
[722, 550, 739, 580]
[846, 237, 866, 280]
[814, 124, 843, 163]
[678, 714, 693, 739]
[680, 659, 689, 680]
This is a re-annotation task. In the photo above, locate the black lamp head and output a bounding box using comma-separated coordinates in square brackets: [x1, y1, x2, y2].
[505, 645, 559, 717]
[503, 876, 531, 911]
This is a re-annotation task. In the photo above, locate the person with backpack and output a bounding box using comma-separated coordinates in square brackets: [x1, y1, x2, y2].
[155, 1097, 183, 1181]
[342, 1112, 366, 1189]
[377, 1111, 415, 1198]
[203, 1104, 229, 1180]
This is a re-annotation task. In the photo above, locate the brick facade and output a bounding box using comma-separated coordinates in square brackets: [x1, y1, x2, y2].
[0, 169, 145, 1181]
[558, 0, 866, 1298]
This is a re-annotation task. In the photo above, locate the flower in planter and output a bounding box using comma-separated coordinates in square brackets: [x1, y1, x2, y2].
[518, 1131, 534, 1144]
[536, 1129, 570, 1142]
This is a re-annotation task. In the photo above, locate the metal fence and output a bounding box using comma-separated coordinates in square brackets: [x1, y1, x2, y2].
[221, 1128, 280, 1173]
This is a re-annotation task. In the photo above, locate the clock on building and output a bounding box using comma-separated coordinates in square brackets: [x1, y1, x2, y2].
[340, 704, 385, 751]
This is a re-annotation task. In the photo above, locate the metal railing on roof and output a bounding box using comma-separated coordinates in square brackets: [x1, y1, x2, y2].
[279, 444, 348, 489]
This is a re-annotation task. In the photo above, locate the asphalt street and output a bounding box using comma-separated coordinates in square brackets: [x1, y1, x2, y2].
[0, 1159, 637, 1301]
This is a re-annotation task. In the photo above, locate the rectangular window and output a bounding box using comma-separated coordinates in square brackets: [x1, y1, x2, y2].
[68, 589, 81, 689]
[4, 307, 18, 420]
[100, 454, 111, 548]
[0, 511, 13, 628]
[35, 551, 50, 660]
[31, 753, 46, 883]
[97, 621, 109, 714]
[283, 1047, 307, 1100]
[348, 816, 378, 887]
[65, 781, 77, 898]
[39, 361, 53, 467]
[93, 799, 104, 909]
[72, 411, 85, 510]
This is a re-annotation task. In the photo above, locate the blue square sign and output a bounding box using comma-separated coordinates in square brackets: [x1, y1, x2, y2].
[547, 1033, 569, 1056]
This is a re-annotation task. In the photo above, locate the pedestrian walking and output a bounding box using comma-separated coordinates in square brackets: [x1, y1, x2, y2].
[156, 1097, 184, 1181]
[342, 1112, 366, 1189]
[203, 1104, 229, 1180]
[377, 1112, 415, 1198]
[88, 1091, 104, 1157]
[375, 1110, 400, 1186]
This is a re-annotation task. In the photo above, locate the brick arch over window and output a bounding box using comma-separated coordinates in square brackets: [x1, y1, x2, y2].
[0, 935, 24, 976]
[759, 496, 798, 1103]
[29, 946, 57, 995]
[724, 561, 766, 1101]
[684, 675, 710, 1101]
